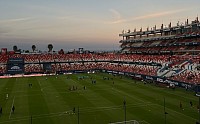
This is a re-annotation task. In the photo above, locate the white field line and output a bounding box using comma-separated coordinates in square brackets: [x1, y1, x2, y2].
[0, 110, 72, 124]
[154, 103, 197, 121]
[0, 103, 156, 124]
[139, 120, 151, 124]
[121, 78, 197, 101]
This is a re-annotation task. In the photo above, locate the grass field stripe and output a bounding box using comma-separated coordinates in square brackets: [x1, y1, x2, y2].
[6, 103, 155, 122]
[112, 87, 146, 103]
[9, 103, 153, 119]
[0, 111, 72, 124]
[79, 104, 157, 113]
[139, 120, 151, 124]
[0, 73, 198, 123]
[11, 103, 155, 120]
[71, 75, 153, 108]
[9, 96, 15, 119]
[38, 81, 41, 87]
[121, 78, 197, 101]
[102, 78, 197, 122]
[154, 103, 197, 121]
[9, 110, 72, 121]
[79, 102, 152, 111]
[38, 81, 44, 92]
[114, 80, 198, 122]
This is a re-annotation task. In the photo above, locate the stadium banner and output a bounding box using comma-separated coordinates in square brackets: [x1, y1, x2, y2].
[145, 76, 154, 80]
[164, 79, 179, 86]
[135, 74, 142, 78]
[112, 71, 118, 74]
[105, 70, 195, 89]
[74, 70, 85, 73]
[107, 70, 113, 73]
[119, 72, 125, 75]
[7, 58, 24, 74]
[1, 48, 7, 55]
[43, 63, 52, 71]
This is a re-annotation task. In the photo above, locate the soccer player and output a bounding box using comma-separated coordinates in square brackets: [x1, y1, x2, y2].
[69, 86, 71, 91]
[94, 80, 96, 84]
[73, 107, 76, 113]
[190, 101, 193, 107]
[0, 106, 2, 115]
[180, 101, 183, 110]
[197, 105, 200, 112]
[6, 94, 8, 100]
[12, 106, 15, 113]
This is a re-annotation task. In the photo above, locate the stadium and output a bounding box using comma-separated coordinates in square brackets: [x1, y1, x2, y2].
[0, 17, 200, 124]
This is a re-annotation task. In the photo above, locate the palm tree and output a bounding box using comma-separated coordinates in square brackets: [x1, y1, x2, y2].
[13, 45, 18, 52]
[48, 44, 53, 52]
[32, 45, 36, 52]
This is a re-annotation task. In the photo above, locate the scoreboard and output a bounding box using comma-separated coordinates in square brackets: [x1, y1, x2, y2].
[7, 58, 24, 74]
[43, 63, 52, 71]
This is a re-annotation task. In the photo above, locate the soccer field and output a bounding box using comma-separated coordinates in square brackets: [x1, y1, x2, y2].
[0, 73, 198, 124]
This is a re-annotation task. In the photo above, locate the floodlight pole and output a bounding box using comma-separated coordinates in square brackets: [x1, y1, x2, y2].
[164, 97, 166, 124]
[199, 96, 200, 124]
[196, 94, 200, 123]
[30, 115, 32, 124]
[78, 106, 80, 124]
[123, 97, 126, 124]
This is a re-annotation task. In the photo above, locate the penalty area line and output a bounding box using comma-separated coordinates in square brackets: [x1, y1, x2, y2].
[9, 96, 15, 119]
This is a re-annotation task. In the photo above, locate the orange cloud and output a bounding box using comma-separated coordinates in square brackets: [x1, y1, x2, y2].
[108, 8, 189, 24]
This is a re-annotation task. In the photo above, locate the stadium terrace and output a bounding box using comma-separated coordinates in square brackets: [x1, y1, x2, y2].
[0, 17, 200, 91]
[119, 17, 200, 54]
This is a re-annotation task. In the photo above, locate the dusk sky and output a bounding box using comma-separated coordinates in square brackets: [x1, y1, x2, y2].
[0, 0, 200, 51]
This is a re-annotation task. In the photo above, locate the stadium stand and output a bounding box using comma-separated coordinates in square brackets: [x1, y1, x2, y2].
[0, 17, 200, 90]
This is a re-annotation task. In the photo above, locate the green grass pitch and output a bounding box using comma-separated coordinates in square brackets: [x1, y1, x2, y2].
[0, 73, 199, 124]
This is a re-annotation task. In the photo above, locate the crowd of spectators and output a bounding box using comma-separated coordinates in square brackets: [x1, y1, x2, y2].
[121, 37, 200, 53]
[0, 53, 200, 84]
[170, 70, 200, 85]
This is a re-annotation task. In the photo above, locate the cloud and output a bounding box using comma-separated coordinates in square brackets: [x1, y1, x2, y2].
[0, 17, 33, 24]
[0, 25, 13, 36]
[108, 8, 189, 24]
[130, 9, 188, 21]
[57, 15, 105, 24]
[108, 9, 126, 24]
[0, 28, 10, 35]
[0, 17, 35, 36]
[109, 9, 121, 20]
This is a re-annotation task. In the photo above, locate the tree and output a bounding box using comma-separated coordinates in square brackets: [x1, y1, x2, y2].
[32, 45, 36, 52]
[48, 44, 53, 52]
[59, 49, 64, 54]
[13, 45, 18, 52]
[18, 49, 22, 53]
